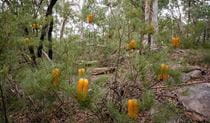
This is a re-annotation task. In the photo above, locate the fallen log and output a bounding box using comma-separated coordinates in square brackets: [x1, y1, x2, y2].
[91, 67, 116, 75]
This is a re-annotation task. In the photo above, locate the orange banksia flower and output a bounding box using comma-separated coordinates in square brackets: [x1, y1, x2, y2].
[78, 68, 85, 77]
[128, 99, 139, 119]
[35, 23, 40, 29]
[128, 39, 137, 49]
[158, 64, 169, 81]
[77, 78, 89, 100]
[158, 73, 169, 81]
[32, 23, 40, 29]
[160, 64, 169, 73]
[87, 14, 94, 24]
[77, 78, 83, 95]
[51, 68, 61, 86]
[82, 79, 89, 97]
[171, 36, 180, 48]
[32, 24, 36, 29]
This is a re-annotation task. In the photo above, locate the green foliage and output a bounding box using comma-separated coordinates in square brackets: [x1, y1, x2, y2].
[152, 103, 182, 123]
[93, 75, 109, 87]
[135, 48, 170, 87]
[136, 55, 149, 83]
[181, 37, 196, 49]
[77, 96, 93, 108]
[159, 0, 170, 10]
[1, 0, 210, 122]
[158, 18, 173, 43]
[107, 103, 134, 123]
[203, 49, 210, 65]
[141, 90, 155, 111]
[88, 80, 105, 107]
[201, 42, 210, 49]
[167, 69, 182, 85]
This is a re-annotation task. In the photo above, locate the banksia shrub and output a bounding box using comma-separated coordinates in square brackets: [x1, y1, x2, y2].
[36, 24, 40, 29]
[23, 38, 32, 46]
[171, 36, 180, 48]
[127, 99, 139, 119]
[147, 24, 155, 34]
[51, 68, 61, 86]
[32, 23, 40, 29]
[77, 78, 89, 100]
[78, 68, 85, 77]
[87, 14, 94, 24]
[158, 64, 169, 81]
[32, 23, 36, 29]
[128, 39, 137, 50]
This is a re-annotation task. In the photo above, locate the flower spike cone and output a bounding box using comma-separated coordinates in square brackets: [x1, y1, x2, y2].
[128, 39, 137, 50]
[77, 78, 89, 100]
[87, 14, 94, 24]
[171, 36, 180, 48]
[158, 64, 169, 81]
[51, 68, 61, 86]
[128, 99, 139, 119]
[78, 68, 85, 77]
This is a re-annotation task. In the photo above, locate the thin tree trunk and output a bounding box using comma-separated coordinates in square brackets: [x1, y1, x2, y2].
[203, 25, 207, 43]
[37, 0, 58, 58]
[207, 17, 210, 41]
[48, 19, 54, 59]
[0, 82, 8, 123]
[176, 0, 183, 35]
[143, 0, 150, 47]
[143, 0, 158, 49]
[148, 1, 153, 48]
[151, 0, 158, 48]
[188, 0, 191, 23]
[187, 0, 191, 38]
[139, 0, 145, 54]
[60, 17, 67, 39]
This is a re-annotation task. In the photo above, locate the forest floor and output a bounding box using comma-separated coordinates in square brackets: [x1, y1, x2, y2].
[7, 46, 210, 123]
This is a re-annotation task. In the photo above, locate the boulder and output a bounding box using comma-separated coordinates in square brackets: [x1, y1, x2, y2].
[177, 83, 210, 121]
[181, 70, 202, 82]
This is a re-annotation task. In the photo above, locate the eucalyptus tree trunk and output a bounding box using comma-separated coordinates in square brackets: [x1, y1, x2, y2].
[60, 17, 67, 39]
[152, 0, 158, 48]
[207, 17, 210, 42]
[176, 0, 183, 35]
[144, 0, 158, 49]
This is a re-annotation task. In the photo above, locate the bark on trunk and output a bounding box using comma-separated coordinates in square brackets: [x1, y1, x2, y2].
[48, 19, 54, 59]
[188, 0, 191, 23]
[143, 0, 158, 49]
[151, 0, 158, 48]
[203, 24, 207, 44]
[139, 0, 145, 54]
[0, 83, 8, 123]
[37, 0, 58, 59]
[143, 0, 150, 46]
[60, 17, 68, 39]
[207, 17, 210, 41]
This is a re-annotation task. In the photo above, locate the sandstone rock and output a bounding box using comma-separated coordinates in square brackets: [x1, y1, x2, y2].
[190, 70, 202, 78]
[181, 70, 202, 82]
[177, 83, 210, 121]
